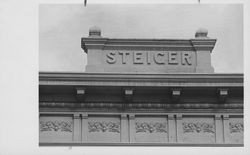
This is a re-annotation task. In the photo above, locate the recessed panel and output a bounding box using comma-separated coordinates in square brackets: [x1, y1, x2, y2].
[181, 116, 215, 143]
[135, 116, 168, 143]
[39, 115, 73, 142]
[229, 116, 243, 144]
[87, 116, 121, 143]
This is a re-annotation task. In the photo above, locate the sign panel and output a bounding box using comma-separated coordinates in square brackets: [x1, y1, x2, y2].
[105, 51, 195, 66]
[82, 32, 216, 73]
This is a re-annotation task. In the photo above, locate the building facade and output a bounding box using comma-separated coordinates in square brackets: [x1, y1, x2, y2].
[39, 27, 243, 146]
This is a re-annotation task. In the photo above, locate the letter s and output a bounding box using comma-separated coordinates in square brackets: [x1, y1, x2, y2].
[106, 52, 116, 64]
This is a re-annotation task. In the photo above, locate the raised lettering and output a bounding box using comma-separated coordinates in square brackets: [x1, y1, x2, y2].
[105, 51, 192, 66]
[168, 52, 178, 64]
[119, 51, 129, 64]
[147, 52, 152, 64]
[133, 52, 143, 64]
[181, 52, 192, 65]
[154, 52, 165, 64]
[106, 51, 116, 64]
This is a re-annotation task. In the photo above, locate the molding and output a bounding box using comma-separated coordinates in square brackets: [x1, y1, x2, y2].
[39, 72, 243, 87]
[40, 108, 243, 113]
[39, 112, 244, 116]
[81, 37, 216, 52]
[39, 142, 243, 147]
[190, 39, 217, 52]
[39, 102, 243, 109]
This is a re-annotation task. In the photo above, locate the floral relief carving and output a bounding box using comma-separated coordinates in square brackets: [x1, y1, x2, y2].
[40, 121, 73, 132]
[183, 122, 215, 134]
[135, 122, 167, 133]
[229, 123, 243, 133]
[88, 121, 120, 133]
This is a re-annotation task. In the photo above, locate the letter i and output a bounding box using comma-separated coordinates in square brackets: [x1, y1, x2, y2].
[147, 52, 151, 64]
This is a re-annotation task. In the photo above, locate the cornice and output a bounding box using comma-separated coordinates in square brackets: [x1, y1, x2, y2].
[190, 39, 217, 51]
[39, 102, 243, 110]
[81, 37, 217, 53]
[39, 72, 243, 87]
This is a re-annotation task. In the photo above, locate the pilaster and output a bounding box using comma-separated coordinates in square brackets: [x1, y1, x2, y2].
[223, 114, 230, 143]
[176, 114, 182, 143]
[215, 114, 223, 143]
[168, 114, 176, 143]
[129, 114, 136, 142]
[73, 113, 81, 142]
[81, 113, 88, 142]
[121, 114, 129, 142]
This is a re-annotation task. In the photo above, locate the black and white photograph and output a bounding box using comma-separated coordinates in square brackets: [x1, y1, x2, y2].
[1, 0, 249, 154]
[39, 3, 243, 146]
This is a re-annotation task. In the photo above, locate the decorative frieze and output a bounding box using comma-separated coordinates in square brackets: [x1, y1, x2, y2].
[40, 121, 73, 132]
[183, 122, 215, 134]
[135, 122, 167, 133]
[39, 102, 243, 110]
[88, 121, 120, 133]
[229, 123, 243, 133]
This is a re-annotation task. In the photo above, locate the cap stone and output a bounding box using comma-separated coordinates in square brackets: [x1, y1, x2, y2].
[89, 26, 101, 37]
[195, 28, 208, 38]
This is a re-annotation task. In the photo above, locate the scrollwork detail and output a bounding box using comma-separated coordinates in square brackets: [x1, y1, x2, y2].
[135, 122, 167, 133]
[229, 123, 243, 133]
[88, 121, 120, 133]
[40, 121, 73, 132]
[183, 122, 215, 134]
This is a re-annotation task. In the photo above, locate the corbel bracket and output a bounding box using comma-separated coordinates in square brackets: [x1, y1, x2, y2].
[171, 88, 182, 102]
[217, 88, 229, 103]
[75, 87, 86, 101]
[123, 88, 134, 102]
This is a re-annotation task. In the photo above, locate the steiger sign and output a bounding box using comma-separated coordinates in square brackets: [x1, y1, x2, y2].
[82, 27, 216, 73]
[106, 51, 192, 65]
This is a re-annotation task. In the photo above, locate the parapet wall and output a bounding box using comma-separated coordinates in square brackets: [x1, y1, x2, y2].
[81, 27, 216, 73]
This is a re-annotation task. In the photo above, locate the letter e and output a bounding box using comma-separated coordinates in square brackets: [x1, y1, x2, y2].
[168, 52, 178, 64]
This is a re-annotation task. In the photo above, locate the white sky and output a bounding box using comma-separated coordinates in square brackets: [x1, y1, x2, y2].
[39, 4, 243, 73]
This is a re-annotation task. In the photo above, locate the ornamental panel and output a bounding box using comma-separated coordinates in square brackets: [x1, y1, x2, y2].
[183, 122, 215, 134]
[39, 115, 73, 142]
[181, 116, 215, 143]
[88, 121, 120, 133]
[135, 116, 168, 143]
[228, 116, 243, 144]
[87, 116, 121, 143]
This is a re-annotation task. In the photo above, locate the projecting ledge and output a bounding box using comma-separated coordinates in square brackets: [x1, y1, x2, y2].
[39, 72, 243, 87]
[39, 142, 243, 147]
